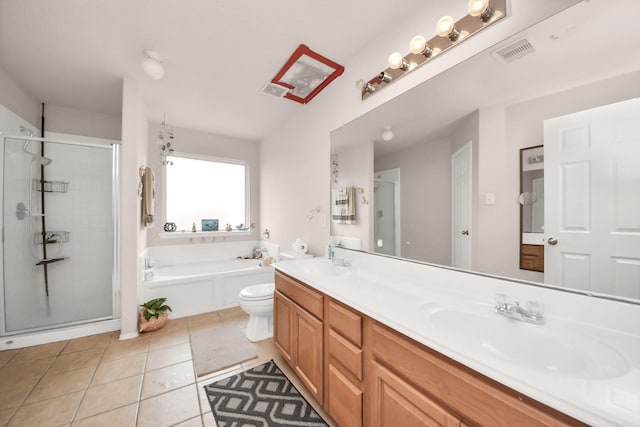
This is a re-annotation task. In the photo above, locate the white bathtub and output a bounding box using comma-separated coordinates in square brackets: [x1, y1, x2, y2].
[140, 241, 278, 319]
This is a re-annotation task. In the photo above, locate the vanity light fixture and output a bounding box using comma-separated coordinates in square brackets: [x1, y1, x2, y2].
[436, 16, 461, 41]
[357, 0, 506, 100]
[142, 49, 165, 80]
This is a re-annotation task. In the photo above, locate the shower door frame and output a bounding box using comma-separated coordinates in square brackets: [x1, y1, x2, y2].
[0, 135, 121, 336]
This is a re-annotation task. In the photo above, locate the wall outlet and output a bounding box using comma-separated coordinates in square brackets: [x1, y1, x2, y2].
[485, 193, 495, 205]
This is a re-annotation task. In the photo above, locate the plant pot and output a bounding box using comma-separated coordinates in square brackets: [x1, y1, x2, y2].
[139, 310, 169, 333]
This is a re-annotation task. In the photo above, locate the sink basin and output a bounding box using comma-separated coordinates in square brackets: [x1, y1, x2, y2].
[426, 307, 629, 379]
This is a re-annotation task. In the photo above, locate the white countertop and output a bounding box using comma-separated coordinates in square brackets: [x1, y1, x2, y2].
[274, 250, 640, 427]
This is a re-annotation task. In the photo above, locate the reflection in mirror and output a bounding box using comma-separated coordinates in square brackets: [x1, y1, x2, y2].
[519, 145, 544, 272]
[330, 0, 640, 303]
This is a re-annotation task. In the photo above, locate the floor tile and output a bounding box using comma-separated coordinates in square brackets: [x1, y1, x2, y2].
[141, 360, 195, 400]
[102, 336, 150, 362]
[90, 353, 146, 386]
[48, 348, 103, 375]
[8, 391, 83, 427]
[26, 366, 94, 403]
[0, 356, 55, 381]
[149, 328, 190, 351]
[62, 332, 112, 355]
[202, 412, 216, 427]
[71, 402, 137, 427]
[137, 384, 200, 426]
[0, 377, 40, 411]
[146, 342, 192, 372]
[15, 341, 67, 361]
[0, 349, 19, 369]
[173, 415, 203, 427]
[0, 407, 17, 426]
[75, 374, 142, 420]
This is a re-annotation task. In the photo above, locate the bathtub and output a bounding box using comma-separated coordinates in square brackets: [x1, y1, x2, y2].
[140, 241, 278, 319]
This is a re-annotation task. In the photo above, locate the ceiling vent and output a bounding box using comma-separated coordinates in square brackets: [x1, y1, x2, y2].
[261, 82, 289, 98]
[491, 36, 536, 64]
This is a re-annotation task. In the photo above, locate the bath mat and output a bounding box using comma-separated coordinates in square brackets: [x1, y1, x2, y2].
[189, 326, 257, 377]
[203, 360, 329, 427]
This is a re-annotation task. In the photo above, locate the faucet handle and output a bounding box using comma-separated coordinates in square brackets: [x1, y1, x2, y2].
[526, 300, 545, 317]
[495, 293, 510, 307]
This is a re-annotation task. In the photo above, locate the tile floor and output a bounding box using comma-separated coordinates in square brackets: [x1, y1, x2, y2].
[0, 307, 333, 427]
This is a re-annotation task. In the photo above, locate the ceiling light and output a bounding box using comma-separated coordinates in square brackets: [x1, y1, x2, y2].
[388, 53, 409, 71]
[409, 35, 433, 57]
[468, 0, 494, 21]
[436, 16, 460, 41]
[142, 49, 165, 80]
[382, 127, 394, 142]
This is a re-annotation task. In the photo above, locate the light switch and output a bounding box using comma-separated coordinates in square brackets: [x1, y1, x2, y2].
[485, 193, 495, 205]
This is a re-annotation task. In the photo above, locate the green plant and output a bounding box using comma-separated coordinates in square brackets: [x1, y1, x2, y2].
[140, 297, 172, 321]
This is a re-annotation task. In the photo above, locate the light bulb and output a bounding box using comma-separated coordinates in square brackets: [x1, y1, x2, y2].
[436, 16, 455, 37]
[356, 79, 375, 93]
[409, 35, 433, 57]
[356, 79, 367, 90]
[468, 0, 493, 21]
[388, 52, 407, 70]
[436, 16, 460, 41]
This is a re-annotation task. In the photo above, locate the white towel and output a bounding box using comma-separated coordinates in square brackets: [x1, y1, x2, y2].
[332, 186, 356, 224]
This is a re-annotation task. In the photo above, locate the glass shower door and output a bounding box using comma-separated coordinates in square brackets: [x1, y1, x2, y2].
[2, 136, 115, 334]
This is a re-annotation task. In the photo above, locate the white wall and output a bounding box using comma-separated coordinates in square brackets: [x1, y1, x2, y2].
[44, 104, 121, 140]
[119, 78, 148, 339]
[260, 1, 580, 256]
[0, 65, 40, 129]
[145, 124, 260, 247]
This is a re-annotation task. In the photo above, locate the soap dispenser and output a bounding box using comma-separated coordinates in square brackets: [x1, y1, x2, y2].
[327, 239, 334, 260]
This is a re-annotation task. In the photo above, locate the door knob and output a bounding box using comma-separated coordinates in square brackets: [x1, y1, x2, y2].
[547, 237, 558, 245]
[461, 230, 469, 236]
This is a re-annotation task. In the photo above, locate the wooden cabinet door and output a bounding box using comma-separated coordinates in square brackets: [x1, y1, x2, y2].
[327, 363, 363, 427]
[294, 305, 324, 405]
[273, 290, 293, 367]
[370, 361, 461, 427]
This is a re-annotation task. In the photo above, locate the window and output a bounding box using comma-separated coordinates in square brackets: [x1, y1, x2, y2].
[165, 154, 248, 231]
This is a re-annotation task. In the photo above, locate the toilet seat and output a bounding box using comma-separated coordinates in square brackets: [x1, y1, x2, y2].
[239, 282, 274, 300]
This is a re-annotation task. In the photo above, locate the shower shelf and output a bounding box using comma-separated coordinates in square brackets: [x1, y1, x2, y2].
[32, 179, 69, 193]
[33, 231, 70, 245]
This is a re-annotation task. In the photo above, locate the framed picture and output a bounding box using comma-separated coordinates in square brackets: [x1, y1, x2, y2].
[201, 219, 219, 231]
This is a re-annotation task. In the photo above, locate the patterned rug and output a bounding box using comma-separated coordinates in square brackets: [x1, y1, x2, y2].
[203, 360, 329, 426]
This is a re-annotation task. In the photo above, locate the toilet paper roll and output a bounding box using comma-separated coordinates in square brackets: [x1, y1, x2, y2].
[292, 238, 308, 254]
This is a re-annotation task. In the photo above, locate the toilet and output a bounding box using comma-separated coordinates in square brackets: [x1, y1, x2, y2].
[239, 249, 312, 342]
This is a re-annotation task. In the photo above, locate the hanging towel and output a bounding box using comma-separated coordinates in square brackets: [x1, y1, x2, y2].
[332, 186, 356, 224]
[142, 167, 155, 227]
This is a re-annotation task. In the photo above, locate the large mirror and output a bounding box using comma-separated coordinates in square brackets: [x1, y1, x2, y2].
[330, 0, 640, 302]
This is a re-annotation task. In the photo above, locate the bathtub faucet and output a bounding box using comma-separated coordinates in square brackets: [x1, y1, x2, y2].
[494, 294, 544, 325]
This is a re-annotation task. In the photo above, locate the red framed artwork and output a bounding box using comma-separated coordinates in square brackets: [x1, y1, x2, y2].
[271, 44, 344, 104]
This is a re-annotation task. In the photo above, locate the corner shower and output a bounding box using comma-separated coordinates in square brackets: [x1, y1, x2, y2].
[1, 130, 119, 337]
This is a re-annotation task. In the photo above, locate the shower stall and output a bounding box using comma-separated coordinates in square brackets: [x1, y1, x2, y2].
[1, 135, 119, 337]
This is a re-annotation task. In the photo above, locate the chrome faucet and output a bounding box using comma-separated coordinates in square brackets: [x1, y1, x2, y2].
[494, 294, 545, 325]
[332, 256, 351, 267]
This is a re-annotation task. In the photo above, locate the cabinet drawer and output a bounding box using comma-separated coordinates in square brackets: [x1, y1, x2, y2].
[275, 271, 323, 320]
[328, 363, 363, 427]
[328, 299, 362, 347]
[329, 329, 363, 381]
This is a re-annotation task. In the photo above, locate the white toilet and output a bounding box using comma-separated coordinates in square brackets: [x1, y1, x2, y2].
[239, 249, 312, 342]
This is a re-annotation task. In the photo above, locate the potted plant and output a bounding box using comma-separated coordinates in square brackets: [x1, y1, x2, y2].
[139, 297, 172, 332]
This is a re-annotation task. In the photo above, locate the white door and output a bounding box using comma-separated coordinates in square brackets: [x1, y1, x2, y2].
[451, 142, 472, 269]
[544, 98, 640, 299]
[373, 181, 396, 256]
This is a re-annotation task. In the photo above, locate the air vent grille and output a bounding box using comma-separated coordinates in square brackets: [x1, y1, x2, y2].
[262, 82, 289, 98]
[492, 37, 536, 63]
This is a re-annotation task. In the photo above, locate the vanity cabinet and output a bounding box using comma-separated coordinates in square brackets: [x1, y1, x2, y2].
[366, 319, 585, 427]
[325, 299, 364, 427]
[274, 271, 324, 405]
[274, 271, 587, 427]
